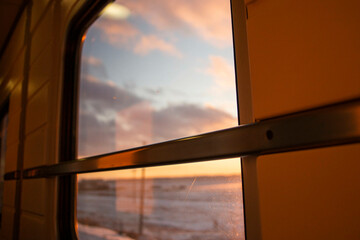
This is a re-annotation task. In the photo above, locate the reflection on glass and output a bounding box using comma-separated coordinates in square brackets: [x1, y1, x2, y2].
[77, 158, 244, 240]
[78, 0, 237, 157]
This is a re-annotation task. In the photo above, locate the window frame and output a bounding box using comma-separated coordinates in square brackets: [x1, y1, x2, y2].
[0, 99, 9, 229]
[58, 1, 114, 239]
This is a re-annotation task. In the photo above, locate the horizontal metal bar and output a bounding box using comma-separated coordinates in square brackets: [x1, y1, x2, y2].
[4, 100, 360, 180]
[4, 170, 21, 180]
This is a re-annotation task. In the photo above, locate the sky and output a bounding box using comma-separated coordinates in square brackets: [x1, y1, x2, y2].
[78, 158, 241, 180]
[77, 0, 240, 179]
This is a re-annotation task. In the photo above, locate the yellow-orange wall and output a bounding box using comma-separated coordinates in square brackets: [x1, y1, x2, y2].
[246, 0, 360, 239]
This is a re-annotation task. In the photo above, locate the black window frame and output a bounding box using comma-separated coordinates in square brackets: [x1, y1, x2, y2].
[0, 99, 9, 229]
[58, 1, 113, 239]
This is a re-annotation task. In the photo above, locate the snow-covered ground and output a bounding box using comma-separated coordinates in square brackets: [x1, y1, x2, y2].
[78, 176, 245, 240]
[78, 223, 134, 240]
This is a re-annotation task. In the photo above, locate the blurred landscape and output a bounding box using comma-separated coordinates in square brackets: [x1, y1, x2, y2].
[77, 175, 244, 240]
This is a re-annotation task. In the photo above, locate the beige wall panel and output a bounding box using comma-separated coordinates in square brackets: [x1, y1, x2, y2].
[247, 0, 360, 119]
[0, 48, 24, 93]
[0, 12, 25, 77]
[25, 84, 48, 134]
[58, 0, 85, 29]
[21, 179, 46, 215]
[31, 0, 53, 32]
[19, 212, 45, 240]
[30, 7, 54, 65]
[257, 143, 360, 240]
[24, 125, 47, 168]
[2, 181, 16, 207]
[9, 81, 22, 115]
[0, 206, 15, 240]
[5, 143, 18, 173]
[0, 48, 24, 107]
[28, 43, 53, 98]
[6, 110, 21, 146]
[1, 50, 25, 102]
[2, 180, 16, 207]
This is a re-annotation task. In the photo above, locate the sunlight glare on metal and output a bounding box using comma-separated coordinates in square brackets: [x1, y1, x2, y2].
[101, 3, 131, 20]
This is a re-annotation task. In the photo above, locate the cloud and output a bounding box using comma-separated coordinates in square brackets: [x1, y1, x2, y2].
[81, 56, 108, 79]
[91, 0, 233, 60]
[79, 75, 141, 118]
[205, 55, 236, 90]
[118, 0, 233, 47]
[93, 20, 182, 57]
[94, 19, 139, 47]
[77, 75, 236, 157]
[82, 56, 103, 67]
[78, 110, 117, 157]
[115, 101, 154, 149]
[201, 55, 237, 115]
[134, 35, 183, 58]
[172, 0, 233, 47]
[78, 75, 142, 157]
[153, 104, 236, 142]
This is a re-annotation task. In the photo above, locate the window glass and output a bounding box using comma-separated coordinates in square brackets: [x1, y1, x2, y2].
[77, 158, 244, 240]
[78, 0, 237, 157]
[0, 112, 8, 227]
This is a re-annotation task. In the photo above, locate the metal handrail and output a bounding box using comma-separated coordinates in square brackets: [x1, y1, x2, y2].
[5, 100, 360, 180]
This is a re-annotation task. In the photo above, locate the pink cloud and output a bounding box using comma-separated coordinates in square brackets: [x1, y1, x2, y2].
[93, 18, 182, 57]
[153, 104, 236, 141]
[205, 55, 236, 89]
[82, 74, 100, 83]
[77, 75, 237, 157]
[82, 56, 103, 67]
[81, 55, 108, 78]
[134, 35, 183, 58]
[94, 19, 139, 47]
[116, 101, 154, 149]
[118, 0, 233, 47]
[93, 0, 233, 58]
[173, 0, 233, 47]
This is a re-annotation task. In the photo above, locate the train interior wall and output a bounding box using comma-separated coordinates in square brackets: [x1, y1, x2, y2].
[0, 1, 86, 239]
[0, 0, 359, 239]
[246, 0, 360, 239]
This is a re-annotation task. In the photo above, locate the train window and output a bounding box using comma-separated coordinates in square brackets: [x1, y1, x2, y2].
[77, 158, 244, 240]
[78, 0, 237, 158]
[0, 107, 8, 228]
[75, 0, 244, 239]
